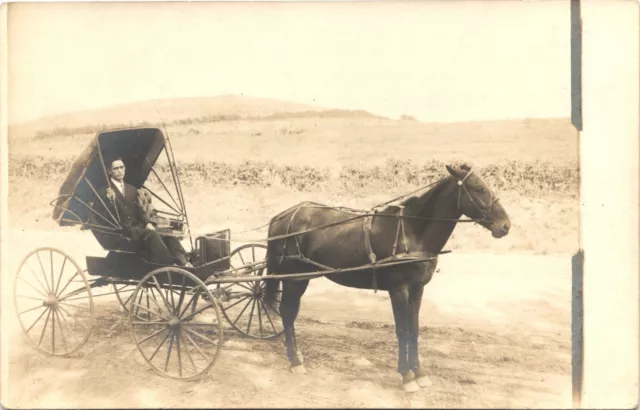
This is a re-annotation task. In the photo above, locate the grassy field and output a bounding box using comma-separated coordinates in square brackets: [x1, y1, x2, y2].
[7, 99, 579, 255]
[10, 116, 577, 167]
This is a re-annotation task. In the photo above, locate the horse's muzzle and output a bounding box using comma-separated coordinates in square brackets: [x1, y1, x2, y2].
[491, 220, 511, 238]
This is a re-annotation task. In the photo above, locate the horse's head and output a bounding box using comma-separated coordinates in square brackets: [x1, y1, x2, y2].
[445, 164, 511, 238]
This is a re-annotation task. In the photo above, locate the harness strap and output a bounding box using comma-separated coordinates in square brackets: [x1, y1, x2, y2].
[399, 207, 409, 254]
[363, 214, 378, 293]
[392, 214, 401, 256]
[279, 206, 304, 263]
[363, 214, 377, 263]
[457, 170, 474, 211]
[372, 267, 378, 294]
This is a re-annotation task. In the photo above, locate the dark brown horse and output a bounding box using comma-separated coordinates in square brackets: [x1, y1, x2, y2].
[264, 164, 511, 392]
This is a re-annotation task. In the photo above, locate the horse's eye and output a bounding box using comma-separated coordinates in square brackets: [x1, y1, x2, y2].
[474, 185, 485, 193]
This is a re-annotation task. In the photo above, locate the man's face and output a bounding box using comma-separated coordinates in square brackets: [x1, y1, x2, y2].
[109, 160, 126, 181]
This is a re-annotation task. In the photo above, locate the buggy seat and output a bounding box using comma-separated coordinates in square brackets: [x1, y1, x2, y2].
[85, 228, 232, 283]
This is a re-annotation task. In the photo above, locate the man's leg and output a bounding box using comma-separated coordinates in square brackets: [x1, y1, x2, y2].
[163, 236, 189, 266]
[140, 229, 175, 265]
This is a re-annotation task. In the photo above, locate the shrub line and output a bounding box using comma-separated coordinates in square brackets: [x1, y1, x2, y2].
[9, 155, 579, 196]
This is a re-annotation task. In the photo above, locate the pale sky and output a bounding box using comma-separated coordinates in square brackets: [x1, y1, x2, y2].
[8, 1, 571, 124]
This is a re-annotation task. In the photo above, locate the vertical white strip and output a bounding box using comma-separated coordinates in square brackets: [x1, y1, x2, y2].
[581, 0, 639, 407]
[0, 2, 9, 407]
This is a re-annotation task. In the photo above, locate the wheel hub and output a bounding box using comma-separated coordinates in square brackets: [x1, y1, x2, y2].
[43, 293, 58, 307]
[169, 317, 180, 328]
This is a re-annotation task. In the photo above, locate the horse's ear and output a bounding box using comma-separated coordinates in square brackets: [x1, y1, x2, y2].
[446, 164, 463, 179]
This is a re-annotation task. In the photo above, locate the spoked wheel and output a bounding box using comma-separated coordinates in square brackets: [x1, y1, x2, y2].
[218, 243, 284, 340]
[112, 283, 136, 314]
[113, 282, 156, 321]
[14, 247, 94, 356]
[129, 267, 223, 380]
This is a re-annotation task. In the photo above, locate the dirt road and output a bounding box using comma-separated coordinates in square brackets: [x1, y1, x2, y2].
[2, 229, 572, 408]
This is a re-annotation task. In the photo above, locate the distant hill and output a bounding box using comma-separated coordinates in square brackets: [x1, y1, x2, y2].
[8, 94, 577, 170]
[8, 95, 385, 139]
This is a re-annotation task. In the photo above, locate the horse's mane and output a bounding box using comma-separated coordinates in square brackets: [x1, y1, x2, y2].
[374, 163, 473, 212]
[369, 176, 450, 216]
[400, 176, 451, 210]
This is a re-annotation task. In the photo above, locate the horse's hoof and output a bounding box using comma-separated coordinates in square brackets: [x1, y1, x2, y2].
[416, 375, 432, 388]
[402, 380, 420, 393]
[402, 369, 416, 384]
[290, 364, 307, 375]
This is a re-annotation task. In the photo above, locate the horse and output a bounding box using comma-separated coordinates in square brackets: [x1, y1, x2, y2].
[263, 163, 511, 392]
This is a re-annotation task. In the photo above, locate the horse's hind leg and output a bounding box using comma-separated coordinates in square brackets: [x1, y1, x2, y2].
[280, 279, 309, 374]
[408, 283, 432, 388]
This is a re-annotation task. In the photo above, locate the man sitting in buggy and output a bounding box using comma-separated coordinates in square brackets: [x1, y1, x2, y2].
[136, 186, 192, 267]
[98, 156, 191, 267]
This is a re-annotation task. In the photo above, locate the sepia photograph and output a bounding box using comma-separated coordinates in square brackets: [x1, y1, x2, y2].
[0, 1, 636, 408]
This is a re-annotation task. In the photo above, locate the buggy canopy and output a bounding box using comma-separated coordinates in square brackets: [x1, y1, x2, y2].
[52, 127, 167, 227]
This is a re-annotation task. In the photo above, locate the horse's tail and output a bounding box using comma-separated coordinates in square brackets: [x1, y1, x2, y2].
[264, 202, 309, 311]
[264, 254, 283, 313]
[264, 274, 280, 312]
[263, 226, 280, 312]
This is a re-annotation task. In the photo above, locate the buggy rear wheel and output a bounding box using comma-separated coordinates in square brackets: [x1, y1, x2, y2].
[218, 243, 284, 340]
[14, 247, 94, 356]
[129, 267, 223, 380]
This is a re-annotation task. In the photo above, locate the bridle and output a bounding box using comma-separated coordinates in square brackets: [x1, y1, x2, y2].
[456, 169, 500, 226]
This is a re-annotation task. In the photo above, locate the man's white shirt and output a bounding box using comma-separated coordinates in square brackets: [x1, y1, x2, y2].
[111, 178, 125, 196]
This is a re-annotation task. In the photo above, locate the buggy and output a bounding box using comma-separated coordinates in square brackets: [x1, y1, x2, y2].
[14, 127, 284, 380]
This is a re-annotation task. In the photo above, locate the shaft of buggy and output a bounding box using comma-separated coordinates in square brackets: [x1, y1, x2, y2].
[208, 256, 436, 284]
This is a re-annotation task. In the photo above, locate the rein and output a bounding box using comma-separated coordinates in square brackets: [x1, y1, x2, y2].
[267, 171, 495, 243]
[269, 167, 499, 292]
[233, 169, 498, 244]
[265, 211, 480, 242]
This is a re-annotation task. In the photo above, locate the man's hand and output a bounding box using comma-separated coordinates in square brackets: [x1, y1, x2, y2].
[146, 222, 156, 231]
[106, 188, 115, 201]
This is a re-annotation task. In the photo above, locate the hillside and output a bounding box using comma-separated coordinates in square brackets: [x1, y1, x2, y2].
[7, 95, 577, 147]
[8, 95, 383, 140]
[9, 116, 578, 169]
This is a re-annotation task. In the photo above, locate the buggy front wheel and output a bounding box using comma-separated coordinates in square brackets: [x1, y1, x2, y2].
[129, 267, 223, 380]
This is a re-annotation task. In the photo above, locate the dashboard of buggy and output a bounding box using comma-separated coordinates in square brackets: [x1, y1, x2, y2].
[193, 229, 231, 269]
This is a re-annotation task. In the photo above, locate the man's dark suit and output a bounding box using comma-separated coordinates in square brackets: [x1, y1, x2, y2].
[98, 181, 179, 265]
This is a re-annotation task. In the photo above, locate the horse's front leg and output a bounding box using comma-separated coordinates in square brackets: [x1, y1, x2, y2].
[389, 286, 419, 392]
[408, 283, 432, 388]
